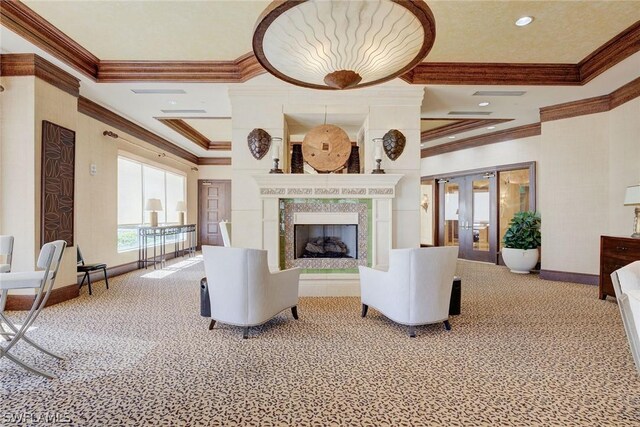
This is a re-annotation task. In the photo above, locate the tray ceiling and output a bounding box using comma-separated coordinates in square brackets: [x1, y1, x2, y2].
[23, 1, 640, 63]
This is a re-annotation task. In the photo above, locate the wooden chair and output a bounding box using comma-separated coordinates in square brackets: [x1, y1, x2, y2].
[77, 246, 109, 295]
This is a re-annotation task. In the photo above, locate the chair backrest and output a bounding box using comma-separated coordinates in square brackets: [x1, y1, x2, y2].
[77, 245, 85, 266]
[37, 240, 67, 280]
[202, 246, 269, 324]
[0, 235, 14, 270]
[612, 261, 640, 373]
[219, 221, 232, 247]
[389, 246, 459, 323]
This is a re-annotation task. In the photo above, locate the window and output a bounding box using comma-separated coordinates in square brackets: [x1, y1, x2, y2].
[117, 156, 186, 252]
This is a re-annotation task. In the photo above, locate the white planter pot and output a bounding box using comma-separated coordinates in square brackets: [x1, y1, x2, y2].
[502, 248, 539, 274]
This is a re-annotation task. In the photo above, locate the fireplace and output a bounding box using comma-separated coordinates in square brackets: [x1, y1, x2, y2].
[295, 224, 358, 259]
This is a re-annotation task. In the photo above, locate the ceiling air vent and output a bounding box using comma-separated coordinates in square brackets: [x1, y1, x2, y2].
[160, 109, 207, 114]
[472, 91, 526, 96]
[448, 111, 492, 116]
[132, 89, 187, 94]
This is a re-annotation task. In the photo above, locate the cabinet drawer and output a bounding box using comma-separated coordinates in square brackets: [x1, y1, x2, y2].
[601, 238, 640, 260]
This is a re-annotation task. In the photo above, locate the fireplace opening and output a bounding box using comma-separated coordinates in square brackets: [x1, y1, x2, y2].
[294, 224, 358, 259]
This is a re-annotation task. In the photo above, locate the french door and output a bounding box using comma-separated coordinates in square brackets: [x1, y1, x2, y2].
[439, 173, 497, 262]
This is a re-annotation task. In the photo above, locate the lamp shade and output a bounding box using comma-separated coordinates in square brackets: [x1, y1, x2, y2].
[175, 201, 187, 212]
[145, 198, 163, 211]
[624, 185, 640, 206]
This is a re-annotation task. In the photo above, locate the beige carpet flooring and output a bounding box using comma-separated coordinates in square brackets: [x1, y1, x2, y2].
[1, 256, 639, 426]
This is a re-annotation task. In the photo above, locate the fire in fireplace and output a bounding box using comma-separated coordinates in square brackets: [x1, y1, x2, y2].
[294, 224, 358, 259]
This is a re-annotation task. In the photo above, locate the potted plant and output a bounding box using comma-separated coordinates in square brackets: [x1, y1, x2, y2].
[501, 211, 541, 274]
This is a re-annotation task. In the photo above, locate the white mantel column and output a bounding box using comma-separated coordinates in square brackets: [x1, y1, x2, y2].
[229, 89, 285, 252]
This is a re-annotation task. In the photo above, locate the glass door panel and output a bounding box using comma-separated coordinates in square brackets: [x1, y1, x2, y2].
[472, 179, 490, 252]
[443, 182, 460, 247]
[498, 169, 531, 250]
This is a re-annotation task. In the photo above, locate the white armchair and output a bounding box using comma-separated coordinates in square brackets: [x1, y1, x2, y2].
[359, 246, 459, 337]
[202, 246, 301, 339]
[612, 261, 640, 374]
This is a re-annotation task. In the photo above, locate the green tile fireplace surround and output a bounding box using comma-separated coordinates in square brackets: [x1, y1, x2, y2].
[279, 198, 373, 273]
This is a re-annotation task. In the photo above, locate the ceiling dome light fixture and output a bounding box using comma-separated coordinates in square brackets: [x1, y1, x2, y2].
[515, 16, 534, 27]
[253, 0, 436, 90]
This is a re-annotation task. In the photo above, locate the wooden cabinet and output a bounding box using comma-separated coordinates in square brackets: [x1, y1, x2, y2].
[599, 236, 640, 300]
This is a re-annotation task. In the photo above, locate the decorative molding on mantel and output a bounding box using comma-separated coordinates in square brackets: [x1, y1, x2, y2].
[252, 174, 403, 199]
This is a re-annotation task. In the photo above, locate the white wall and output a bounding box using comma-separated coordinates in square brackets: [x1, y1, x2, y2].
[420, 96, 640, 277]
[198, 165, 232, 180]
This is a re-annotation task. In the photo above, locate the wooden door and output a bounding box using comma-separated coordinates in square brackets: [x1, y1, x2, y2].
[198, 180, 231, 247]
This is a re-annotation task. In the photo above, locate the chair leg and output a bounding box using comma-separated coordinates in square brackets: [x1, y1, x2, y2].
[103, 267, 109, 290]
[87, 272, 92, 295]
[291, 306, 298, 320]
[208, 319, 216, 330]
[443, 320, 451, 331]
[361, 304, 368, 318]
[79, 272, 88, 290]
[408, 326, 416, 338]
[242, 327, 249, 339]
[1, 351, 56, 379]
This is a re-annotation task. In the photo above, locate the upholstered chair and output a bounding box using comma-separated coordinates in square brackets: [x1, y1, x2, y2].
[219, 220, 231, 247]
[359, 246, 459, 337]
[0, 235, 14, 273]
[202, 246, 301, 339]
[612, 261, 640, 374]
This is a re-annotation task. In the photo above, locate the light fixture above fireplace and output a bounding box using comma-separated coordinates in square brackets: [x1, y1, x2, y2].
[252, 0, 436, 90]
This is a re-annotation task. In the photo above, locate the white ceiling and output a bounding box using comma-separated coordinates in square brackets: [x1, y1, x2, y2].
[2, 1, 640, 159]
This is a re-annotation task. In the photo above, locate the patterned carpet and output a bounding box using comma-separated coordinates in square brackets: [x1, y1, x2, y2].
[1, 256, 639, 426]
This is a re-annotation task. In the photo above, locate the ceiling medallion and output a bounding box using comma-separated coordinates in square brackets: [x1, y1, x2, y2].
[253, 0, 436, 90]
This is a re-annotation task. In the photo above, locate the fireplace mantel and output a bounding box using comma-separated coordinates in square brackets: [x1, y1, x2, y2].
[252, 174, 403, 199]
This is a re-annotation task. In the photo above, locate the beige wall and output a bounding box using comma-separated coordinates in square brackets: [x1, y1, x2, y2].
[75, 114, 199, 269]
[420, 97, 640, 277]
[0, 74, 198, 293]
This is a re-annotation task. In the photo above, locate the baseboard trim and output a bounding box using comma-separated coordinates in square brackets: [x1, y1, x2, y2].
[540, 269, 598, 285]
[7, 260, 143, 311]
[5, 283, 80, 311]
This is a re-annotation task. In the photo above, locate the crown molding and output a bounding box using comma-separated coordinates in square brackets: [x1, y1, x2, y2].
[405, 63, 581, 86]
[579, 21, 640, 84]
[78, 96, 198, 164]
[0, 0, 98, 79]
[198, 157, 232, 166]
[156, 118, 232, 151]
[540, 76, 640, 122]
[421, 123, 541, 158]
[4, 1, 637, 86]
[421, 118, 513, 142]
[0, 53, 80, 97]
[97, 53, 264, 83]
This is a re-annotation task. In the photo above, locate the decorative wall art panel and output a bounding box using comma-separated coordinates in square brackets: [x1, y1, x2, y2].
[41, 120, 75, 246]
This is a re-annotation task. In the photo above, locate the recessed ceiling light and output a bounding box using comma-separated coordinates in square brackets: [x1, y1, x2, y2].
[420, 143, 426, 148]
[478, 102, 490, 107]
[448, 136, 456, 139]
[515, 16, 533, 27]
[168, 100, 177, 105]
[487, 126, 496, 130]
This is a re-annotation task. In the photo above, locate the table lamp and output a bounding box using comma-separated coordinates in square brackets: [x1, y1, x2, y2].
[175, 201, 187, 225]
[145, 198, 163, 227]
[624, 184, 640, 238]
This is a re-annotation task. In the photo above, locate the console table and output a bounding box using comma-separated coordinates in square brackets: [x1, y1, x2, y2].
[138, 224, 197, 269]
[599, 235, 640, 300]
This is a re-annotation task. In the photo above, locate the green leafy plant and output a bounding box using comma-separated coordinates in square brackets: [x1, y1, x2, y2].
[502, 211, 541, 250]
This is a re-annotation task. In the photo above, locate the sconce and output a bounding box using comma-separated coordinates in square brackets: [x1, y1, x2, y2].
[421, 194, 429, 212]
